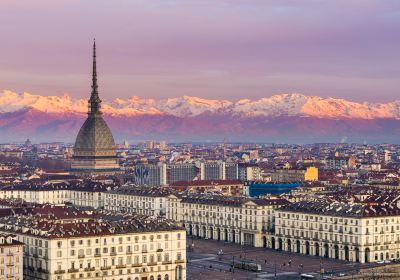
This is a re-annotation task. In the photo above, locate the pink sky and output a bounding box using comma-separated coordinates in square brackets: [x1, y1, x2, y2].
[0, 0, 399, 102]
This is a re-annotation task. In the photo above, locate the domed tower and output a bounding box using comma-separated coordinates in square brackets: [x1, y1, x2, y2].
[71, 40, 120, 175]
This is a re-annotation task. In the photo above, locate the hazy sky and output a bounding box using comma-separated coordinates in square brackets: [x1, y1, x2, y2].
[0, 0, 399, 102]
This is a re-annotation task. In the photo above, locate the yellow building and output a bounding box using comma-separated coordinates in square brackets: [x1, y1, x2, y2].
[269, 166, 318, 182]
[304, 166, 318, 181]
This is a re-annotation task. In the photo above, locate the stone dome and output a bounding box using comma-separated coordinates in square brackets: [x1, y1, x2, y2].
[74, 115, 116, 154]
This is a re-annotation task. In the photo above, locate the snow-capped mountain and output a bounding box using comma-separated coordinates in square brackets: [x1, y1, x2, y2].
[0, 90, 399, 143]
[1, 90, 399, 119]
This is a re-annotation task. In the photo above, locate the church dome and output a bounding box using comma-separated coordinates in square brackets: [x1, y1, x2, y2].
[74, 115, 116, 152]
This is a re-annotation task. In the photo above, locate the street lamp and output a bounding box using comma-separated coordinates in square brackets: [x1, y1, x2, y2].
[320, 258, 324, 277]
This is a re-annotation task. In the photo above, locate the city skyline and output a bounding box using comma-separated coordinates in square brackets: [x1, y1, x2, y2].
[2, 2, 400, 280]
[0, 0, 399, 102]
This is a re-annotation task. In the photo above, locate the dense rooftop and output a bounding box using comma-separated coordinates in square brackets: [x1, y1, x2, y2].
[0, 205, 182, 238]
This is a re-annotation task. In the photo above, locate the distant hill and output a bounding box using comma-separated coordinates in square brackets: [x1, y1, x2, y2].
[1, 90, 399, 143]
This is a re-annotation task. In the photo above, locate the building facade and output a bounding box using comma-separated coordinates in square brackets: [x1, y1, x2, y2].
[104, 186, 171, 216]
[0, 206, 186, 280]
[269, 167, 318, 182]
[0, 182, 110, 208]
[225, 163, 238, 180]
[166, 194, 288, 247]
[166, 164, 198, 184]
[272, 200, 400, 263]
[199, 161, 225, 180]
[169, 180, 244, 196]
[133, 164, 167, 186]
[325, 156, 356, 170]
[238, 164, 262, 181]
[0, 234, 23, 280]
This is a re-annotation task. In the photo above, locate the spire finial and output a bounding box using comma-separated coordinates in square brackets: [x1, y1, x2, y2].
[92, 38, 97, 93]
[89, 38, 101, 115]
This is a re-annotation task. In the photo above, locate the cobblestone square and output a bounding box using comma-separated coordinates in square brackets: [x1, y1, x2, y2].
[187, 238, 380, 280]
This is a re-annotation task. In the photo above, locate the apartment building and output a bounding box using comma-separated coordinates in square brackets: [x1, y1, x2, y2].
[325, 156, 356, 170]
[133, 163, 167, 186]
[169, 180, 244, 196]
[166, 164, 199, 184]
[238, 164, 262, 181]
[273, 200, 400, 263]
[199, 161, 226, 180]
[130, 162, 238, 186]
[104, 186, 172, 216]
[268, 166, 318, 182]
[225, 162, 239, 180]
[0, 234, 24, 280]
[0, 182, 113, 208]
[0, 205, 186, 280]
[166, 194, 288, 247]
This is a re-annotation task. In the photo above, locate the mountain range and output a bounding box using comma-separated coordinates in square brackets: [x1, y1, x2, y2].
[1, 90, 399, 143]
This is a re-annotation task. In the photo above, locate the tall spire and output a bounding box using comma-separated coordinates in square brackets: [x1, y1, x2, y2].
[89, 38, 101, 115]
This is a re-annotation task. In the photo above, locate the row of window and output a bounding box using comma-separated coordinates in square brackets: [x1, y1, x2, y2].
[68, 252, 182, 269]
[69, 241, 181, 256]
[277, 228, 360, 244]
[278, 213, 360, 225]
[58, 233, 179, 248]
[20, 232, 182, 253]
[105, 195, 159, 202]
[176, 204, 268, 213]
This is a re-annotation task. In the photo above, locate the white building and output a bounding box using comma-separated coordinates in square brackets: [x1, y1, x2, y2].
[104, 186, 172, 216]
[166, 194, 288, 247]
[0, 205, 186, 280]
[238, 164, 262, 181]
[272, 200, 400, 263]
[0, 234, 23, 280]
[0, 181, 112, 208]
